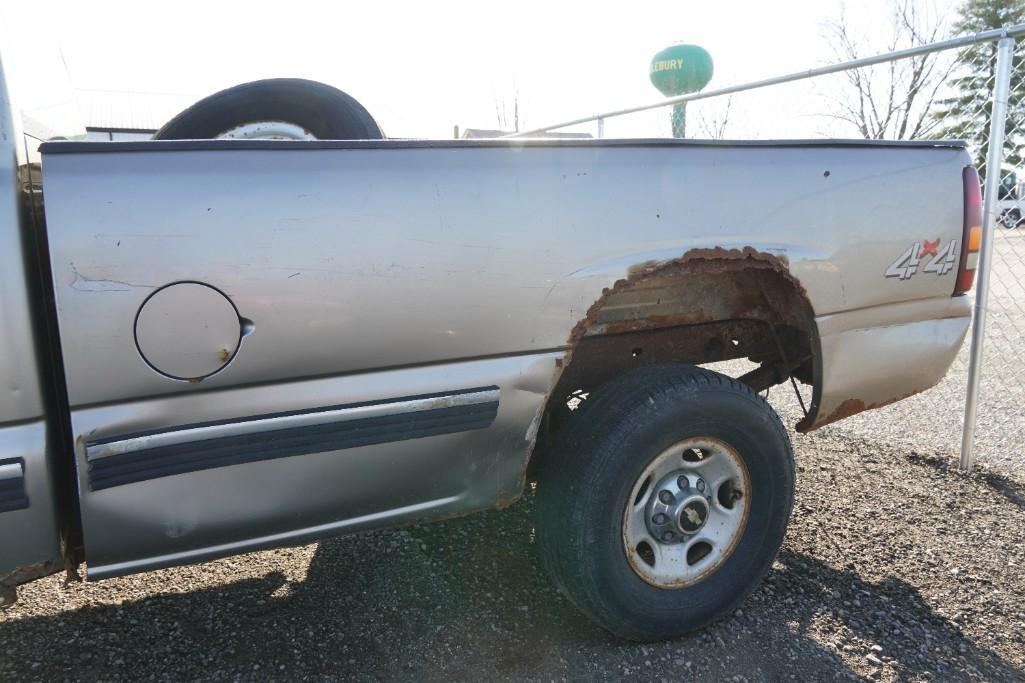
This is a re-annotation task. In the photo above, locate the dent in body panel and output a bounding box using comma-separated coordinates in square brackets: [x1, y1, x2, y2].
[85, 389, 502, 491]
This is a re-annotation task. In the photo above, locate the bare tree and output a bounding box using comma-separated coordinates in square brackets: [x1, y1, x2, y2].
[693, 97, 734, 139]
[494, 83, 521, 133]
[822, 1, 954, 139]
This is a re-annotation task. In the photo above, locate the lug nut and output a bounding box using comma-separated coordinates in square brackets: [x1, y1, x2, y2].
[658, 490, 674, 504]
[653, 513, 668, 524]
[677, 475, 689, 490]
[661, 531, 674, 542]
[696, 478, 706, 493]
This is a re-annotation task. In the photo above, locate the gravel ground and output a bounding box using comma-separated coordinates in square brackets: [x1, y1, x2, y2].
[2, 423, 1023, 681]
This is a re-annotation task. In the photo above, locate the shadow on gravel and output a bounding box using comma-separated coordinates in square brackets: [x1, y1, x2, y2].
[977, 469, 1025, 509]
[772, 551, 1021, 680]
[1, 498, 1021, 681]
[907, 451, 1025, 510]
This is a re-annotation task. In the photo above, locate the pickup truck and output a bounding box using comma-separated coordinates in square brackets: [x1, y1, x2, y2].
[0, 59, 980, 641]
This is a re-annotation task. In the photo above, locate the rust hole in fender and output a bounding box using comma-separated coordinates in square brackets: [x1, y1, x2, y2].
[806, 388, 924, 432]
[1, 559, 61, 608]
[525, 246, 821, 481]
[566, 247, 809, 349]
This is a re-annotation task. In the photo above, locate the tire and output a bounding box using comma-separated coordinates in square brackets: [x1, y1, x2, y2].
[536, 364, 794, 641]
[1000, 209, 1021, 229]
[153, 78, 383, 140]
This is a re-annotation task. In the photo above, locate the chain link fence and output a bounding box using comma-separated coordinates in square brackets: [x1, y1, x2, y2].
[513, 26, 1025, 473]
[963, 35, 1025, 473]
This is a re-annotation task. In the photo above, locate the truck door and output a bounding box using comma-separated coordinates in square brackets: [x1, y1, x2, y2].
[0, 60, 64, 600]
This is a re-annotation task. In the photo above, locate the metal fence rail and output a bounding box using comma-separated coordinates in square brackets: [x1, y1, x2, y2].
[509, 24, 1025, 473]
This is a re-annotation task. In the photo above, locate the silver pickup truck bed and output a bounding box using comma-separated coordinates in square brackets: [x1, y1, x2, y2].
[21, 136, 970, 578]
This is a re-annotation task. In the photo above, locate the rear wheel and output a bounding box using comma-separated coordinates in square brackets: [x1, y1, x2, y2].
[536, 364, 794, 641]
[153, 78, 383, 141]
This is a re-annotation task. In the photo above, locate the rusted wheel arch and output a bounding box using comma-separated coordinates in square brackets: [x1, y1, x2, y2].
[528, 247, 821, 478]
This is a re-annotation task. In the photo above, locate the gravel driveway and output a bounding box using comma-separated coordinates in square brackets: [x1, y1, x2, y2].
[2, 423, 1023, 682]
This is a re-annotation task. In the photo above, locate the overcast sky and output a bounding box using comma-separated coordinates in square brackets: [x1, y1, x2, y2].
[2, 0, 959, 139]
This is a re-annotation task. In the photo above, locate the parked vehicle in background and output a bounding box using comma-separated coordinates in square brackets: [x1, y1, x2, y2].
[0, 55, 981, 640]
[995, 169, 1025, 228]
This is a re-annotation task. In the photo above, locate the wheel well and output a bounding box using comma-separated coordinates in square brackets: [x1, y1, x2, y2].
[528, 248, 818, 477]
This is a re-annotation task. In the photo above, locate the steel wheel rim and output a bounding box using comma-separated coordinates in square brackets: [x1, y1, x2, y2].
[216, 121, 318, 140]
[622, 437, 751, 588]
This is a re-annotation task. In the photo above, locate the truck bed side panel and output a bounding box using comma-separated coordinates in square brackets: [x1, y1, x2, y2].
[38, 140, 971, 576]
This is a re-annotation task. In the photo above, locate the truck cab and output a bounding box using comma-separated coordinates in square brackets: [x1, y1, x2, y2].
[0, 57, 68, 602]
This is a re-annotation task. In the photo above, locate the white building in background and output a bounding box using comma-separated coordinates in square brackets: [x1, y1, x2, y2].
[75, 89, 196, 141]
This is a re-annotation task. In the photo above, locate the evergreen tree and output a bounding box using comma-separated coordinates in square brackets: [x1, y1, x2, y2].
[934, 0, 1025, 187]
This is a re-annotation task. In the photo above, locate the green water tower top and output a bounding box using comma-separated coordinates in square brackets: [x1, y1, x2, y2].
[649, 44, 714, 96]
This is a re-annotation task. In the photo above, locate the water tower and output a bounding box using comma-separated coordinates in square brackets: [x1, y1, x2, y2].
[649, 44, 713, 138]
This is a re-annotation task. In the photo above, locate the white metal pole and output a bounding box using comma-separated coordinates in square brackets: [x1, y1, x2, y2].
[961, 36, 1015, 473]
[597, 117, 604, 139]
[504, 24, 1025, 138]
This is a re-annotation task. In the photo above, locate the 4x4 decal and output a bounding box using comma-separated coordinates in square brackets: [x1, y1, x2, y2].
[885, 238, 958, 280]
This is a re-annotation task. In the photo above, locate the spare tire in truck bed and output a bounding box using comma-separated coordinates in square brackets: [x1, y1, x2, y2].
[153, 78, 384, 140]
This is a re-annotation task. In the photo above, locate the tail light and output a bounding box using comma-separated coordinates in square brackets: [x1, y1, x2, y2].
[955, 166, 983, 295]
